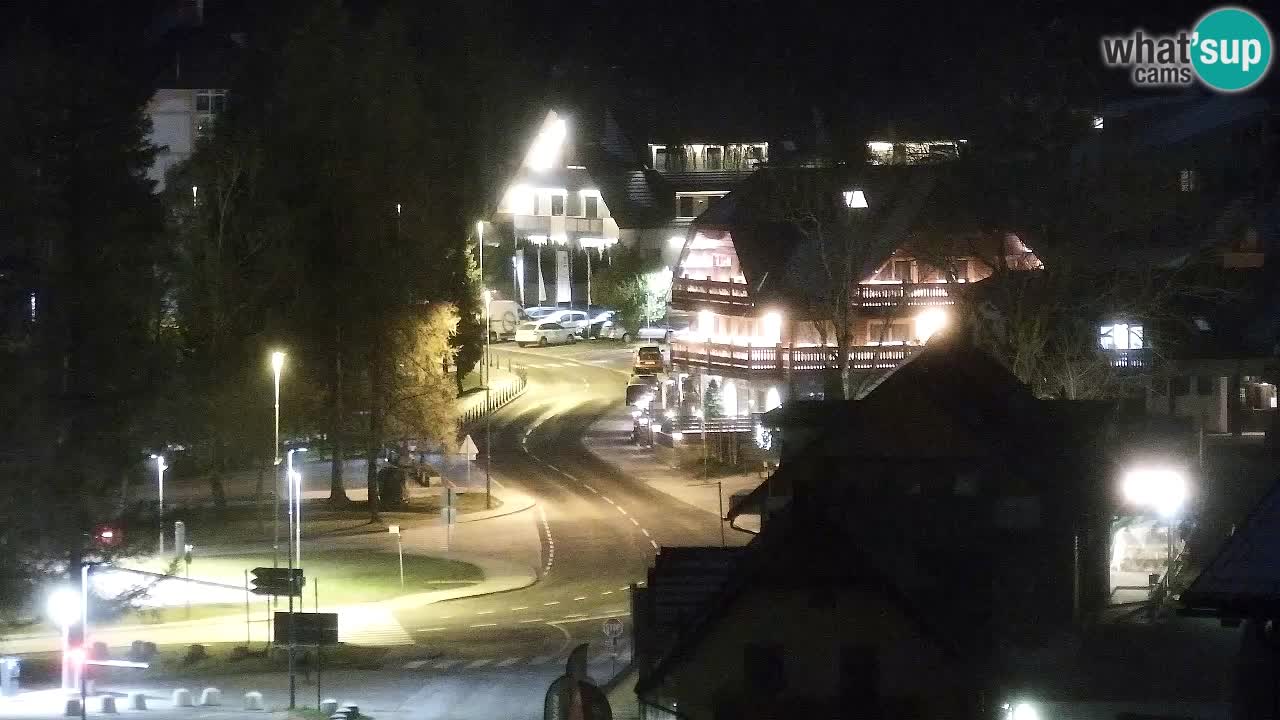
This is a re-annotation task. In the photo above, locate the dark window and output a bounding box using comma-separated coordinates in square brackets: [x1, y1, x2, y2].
[584, 195, 598, 219]
[743, 644, 785, 695]
[893, 260, 912, 281]
[654, 148, 669, 171]
[533, 195, 542, 216]
[705, 146, 723, 170]
[1172, 376, 1191, 396]
[1196, 376, 1215, 397]
[839, 645, 879, 705]
[196, 94, 210, 112]
[551, 195, 565, 216]
[678, 196, 695, 217]
[542, 322, 563, 330]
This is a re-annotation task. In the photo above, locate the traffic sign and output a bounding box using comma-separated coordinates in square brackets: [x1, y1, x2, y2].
[602, 618, 624, 639]
[274, 612, 338, 646]
[459, 435, 479, 461]
[250, 567, 305, 596]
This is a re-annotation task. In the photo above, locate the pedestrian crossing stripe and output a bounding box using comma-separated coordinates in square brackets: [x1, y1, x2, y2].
[403, 659, 429, 669]
[432, 659, 460, 670]
[464, 658, 492, 669]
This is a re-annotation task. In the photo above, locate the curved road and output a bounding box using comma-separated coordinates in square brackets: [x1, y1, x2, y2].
[381, 343, 737, 718]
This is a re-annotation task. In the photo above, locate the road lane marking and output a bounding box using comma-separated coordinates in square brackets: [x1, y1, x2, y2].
[562, 613, 587, 619]
[650, 540, 659, 549]
[621, 586, 630, 591]
[469, 623, 498, 628]
[641, 529, 650, 537]
[476, 610, 495, 615]
[616, 506, 628, 515]
[465, 658, 493, 669]
[602, 496, 615, 505]
[432, 659, 461, 670]
[511, 606, 529, 611]
[584, 485, 599, 494]
[440, 615, 454, 619]
[415, 627, 446, 633]
[630, 518, 640, 526]
[601, 590, 613, 595]
[550, 611, 632, 625]
[496, 657, 521, 668]
[543, 601, 560, 606]
[574, 596, 587, 601]
[518, 617, 546, 624]
[403, 660, 429, 669]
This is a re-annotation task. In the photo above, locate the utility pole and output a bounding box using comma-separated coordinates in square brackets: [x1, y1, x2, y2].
[478, 222, 493, 510]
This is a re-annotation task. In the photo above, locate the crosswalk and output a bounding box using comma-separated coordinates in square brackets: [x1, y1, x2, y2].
[400, 648, 631, 673]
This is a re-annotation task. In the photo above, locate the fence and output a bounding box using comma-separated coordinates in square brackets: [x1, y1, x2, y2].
[459, 353, 528, 426]
[669, 341, 919, 374]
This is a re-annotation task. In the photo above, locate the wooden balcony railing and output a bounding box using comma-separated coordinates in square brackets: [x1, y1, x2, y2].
[671, 278, 955, 311]
[1107, 348, 1151, 369]
[671, 341, 919, 374]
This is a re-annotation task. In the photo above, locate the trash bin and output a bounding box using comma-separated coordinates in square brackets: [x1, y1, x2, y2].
[0, 657, 20, 696]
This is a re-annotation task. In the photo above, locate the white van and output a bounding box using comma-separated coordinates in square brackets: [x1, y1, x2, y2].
[487, 300, 521, 342]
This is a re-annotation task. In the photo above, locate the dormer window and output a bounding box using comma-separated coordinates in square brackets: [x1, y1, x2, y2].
[1100, 323, 1143, 350]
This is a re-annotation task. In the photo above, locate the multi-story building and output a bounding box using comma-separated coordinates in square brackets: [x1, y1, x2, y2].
[665, 164, 1042, 414]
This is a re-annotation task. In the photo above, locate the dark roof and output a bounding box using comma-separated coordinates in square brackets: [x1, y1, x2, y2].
[662, 170, 754, 193]
[594, 168, 673, 228]
[1183, 475, 1280, 617]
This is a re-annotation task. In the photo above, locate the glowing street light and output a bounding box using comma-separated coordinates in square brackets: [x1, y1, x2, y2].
[914, 308, 948, 343]
[270, 351, 286, 570]
[150, 454, 167, 553]
[287, 448, 308, 570]
[47, 587, 80, 689]
[1122, 465, 1189, 606]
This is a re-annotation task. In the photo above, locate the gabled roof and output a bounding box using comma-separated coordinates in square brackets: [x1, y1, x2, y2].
[593, 168, 673, 228]
[1183, 475, 1280, 617]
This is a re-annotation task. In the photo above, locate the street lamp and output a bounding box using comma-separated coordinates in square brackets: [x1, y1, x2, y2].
[47, 588, 80, 690]
[389, 525, 405, 589]
[150, 454, 167, 553]
[270, 351, 285, 570]
[478, 221, 493, 511]
[1121, 466, 1188, 606]
[287, 447, 308, 570]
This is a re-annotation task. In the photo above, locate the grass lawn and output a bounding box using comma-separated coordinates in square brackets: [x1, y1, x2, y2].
[123, 549, 482, 608]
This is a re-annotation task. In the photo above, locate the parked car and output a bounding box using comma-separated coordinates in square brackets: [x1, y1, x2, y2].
[487, 300, 521, 342]
[541, 309, 591, 337]
[587, 310, 616, 338]
[515, 320, 577, 347]
[523, 306, 559, 320]
[603, 314, 692, 343]
[635, 345, 664, 373]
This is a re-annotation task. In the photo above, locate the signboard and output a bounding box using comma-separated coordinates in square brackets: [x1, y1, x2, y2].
[555, 249, 571, 304]
[459, 435, 478, 461]
[273, 612, 339, 646]
[250, 567, 305, 596]
[602, 618, 624, 639]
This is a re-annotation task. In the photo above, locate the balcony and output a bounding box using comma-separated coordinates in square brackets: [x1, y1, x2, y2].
[854, 282, 954, 308]
[671, 340, 920, 376]
[671, 278, 752, 311]
[671, 279, 955, 313]
[1107, 348, 1151, 370]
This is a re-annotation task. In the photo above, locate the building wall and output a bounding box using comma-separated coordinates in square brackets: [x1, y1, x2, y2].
[145, 89, 197, 191]
[1147, 375, 1229, 433]
[646, 586, 972, 720]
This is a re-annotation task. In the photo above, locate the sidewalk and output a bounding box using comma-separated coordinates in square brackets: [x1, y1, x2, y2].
[583, 407, 763, 533]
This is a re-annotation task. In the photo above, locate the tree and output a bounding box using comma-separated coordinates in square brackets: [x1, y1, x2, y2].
[703, 379, 724, 419]
[595, 245, 670, 333]
[0, 6, 165, 608]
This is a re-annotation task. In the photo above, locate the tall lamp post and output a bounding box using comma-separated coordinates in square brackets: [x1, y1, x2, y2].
[47, 588, 80, 690]
[271, 351, 285, 570]
[1122, 466, 1188, 610]
[478, 221, 493, 510]
[287, 448, 308, 570]
[150, 454, 167, 553]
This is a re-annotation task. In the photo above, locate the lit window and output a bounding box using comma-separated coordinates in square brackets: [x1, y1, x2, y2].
[550, 194, 564, 217]
[678, 196, 695, 218]
[1179, 169, 1198, 192]
[584, 195, 598, 219]
[195, 89, 227, 114]
[1099, 323, 1143, 350]
[705, 146, 723, 170]
[1092, 115, 1105, 130]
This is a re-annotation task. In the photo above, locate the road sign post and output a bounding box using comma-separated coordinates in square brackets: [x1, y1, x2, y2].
[389, 526, 404, 589]
[602, 618, 624, 677]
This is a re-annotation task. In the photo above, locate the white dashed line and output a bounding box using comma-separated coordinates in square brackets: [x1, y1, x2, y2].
[641, 528, 650, 537]
[496, 657, 521, 668]
[602, 497, 615, 505]
[511, 606, 529, 611]
[465, 658, 493, 669]
[621, 586, 630, 591]
[518, 617, 546, 624]
[469, 623, 498, 628]
[562, 613, 587, 619]
[584, 485, 599, 494]
[650, 540, 659, 549]
[440, 615, 454, 619]
[543, 601, 560, 606]
[601, 590, 613, 596]
[630, 518, 640, 526]
[574, 596, 587, 601]
[616, 506, 628, 515]
[416, 627, 446, 633]
[433, 659, 461, 670]
[404, 660, 429, 669]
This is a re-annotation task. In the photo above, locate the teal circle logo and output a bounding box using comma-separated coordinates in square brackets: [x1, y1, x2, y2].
[1192, 7, 1273, 92]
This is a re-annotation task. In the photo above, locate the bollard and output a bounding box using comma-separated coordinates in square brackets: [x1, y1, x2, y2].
[100, 695, 118, 714]
[172, 688, 193, 707]
[199, 688, 221, 706]
[320, 699, 339, 715]
[243, 691, 264, 711]
[128, 691, 147, 710]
